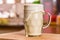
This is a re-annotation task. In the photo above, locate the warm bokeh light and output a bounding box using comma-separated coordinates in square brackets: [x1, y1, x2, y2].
[6, 0, 15, 4]
[0, 0, 3, 4]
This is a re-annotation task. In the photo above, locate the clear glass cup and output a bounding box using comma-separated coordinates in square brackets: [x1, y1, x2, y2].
[24, 4, 51, 37]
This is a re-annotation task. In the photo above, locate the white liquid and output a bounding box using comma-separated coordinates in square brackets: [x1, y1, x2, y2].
[24, 4, 44, 36]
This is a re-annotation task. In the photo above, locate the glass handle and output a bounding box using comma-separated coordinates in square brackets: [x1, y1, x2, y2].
[43, 12, 51, 29]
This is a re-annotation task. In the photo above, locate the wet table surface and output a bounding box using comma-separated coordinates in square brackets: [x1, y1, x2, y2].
[0, 30, 60, 40]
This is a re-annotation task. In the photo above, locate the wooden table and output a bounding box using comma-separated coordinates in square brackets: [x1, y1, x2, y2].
[0, 30, 60, 40]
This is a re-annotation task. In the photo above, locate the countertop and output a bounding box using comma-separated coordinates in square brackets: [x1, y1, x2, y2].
[0, 30, 60, 40]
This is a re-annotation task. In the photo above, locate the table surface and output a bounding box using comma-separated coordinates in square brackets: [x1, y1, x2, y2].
[0, 30, 60, 40]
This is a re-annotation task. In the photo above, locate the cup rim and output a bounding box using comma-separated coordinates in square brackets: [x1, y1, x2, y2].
[24, 4, 43, 7]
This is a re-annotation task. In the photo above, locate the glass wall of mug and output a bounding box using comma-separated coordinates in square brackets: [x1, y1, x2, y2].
[24, 4, 51, 37]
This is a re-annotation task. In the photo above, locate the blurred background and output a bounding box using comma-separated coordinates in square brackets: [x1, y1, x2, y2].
[0, 0, 60, 34]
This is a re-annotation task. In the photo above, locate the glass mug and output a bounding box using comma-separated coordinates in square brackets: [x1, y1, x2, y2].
[24, 4, 51, 37]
